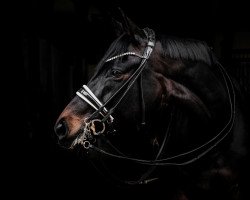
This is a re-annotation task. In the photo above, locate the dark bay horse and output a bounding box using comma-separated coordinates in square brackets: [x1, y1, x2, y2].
[54, 16, 249, 199]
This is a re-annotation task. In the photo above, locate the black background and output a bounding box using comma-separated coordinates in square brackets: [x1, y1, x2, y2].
[6, 0, 250, 197]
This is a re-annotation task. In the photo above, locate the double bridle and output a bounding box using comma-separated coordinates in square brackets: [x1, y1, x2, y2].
[73, 28, 155, 148]
[73, 28, 236, 184]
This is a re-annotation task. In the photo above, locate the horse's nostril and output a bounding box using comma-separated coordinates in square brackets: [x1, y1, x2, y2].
[54, 119, 69, 140]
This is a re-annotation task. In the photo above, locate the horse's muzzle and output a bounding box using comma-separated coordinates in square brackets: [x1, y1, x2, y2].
[54, 119, 69, 140]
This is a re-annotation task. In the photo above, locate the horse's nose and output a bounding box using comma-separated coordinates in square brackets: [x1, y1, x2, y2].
[54, 119, 69, 140]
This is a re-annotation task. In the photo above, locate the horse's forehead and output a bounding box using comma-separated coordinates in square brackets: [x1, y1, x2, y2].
[127, 42, 144, 54]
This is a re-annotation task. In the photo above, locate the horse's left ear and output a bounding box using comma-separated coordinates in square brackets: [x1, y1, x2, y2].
[118, 8, 145, 41]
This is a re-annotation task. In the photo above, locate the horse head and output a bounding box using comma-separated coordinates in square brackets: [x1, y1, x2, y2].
[54, 14, 248, 198]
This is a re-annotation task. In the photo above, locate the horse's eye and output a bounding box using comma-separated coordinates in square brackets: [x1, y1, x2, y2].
[111, 69, 123, 78]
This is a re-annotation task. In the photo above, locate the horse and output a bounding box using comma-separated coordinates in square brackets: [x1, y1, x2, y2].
[54, 15, 249, 199]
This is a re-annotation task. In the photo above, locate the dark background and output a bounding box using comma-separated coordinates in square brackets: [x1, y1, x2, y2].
[7, 0, 250, 197]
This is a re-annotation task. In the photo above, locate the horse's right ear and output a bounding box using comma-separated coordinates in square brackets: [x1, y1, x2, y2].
[111, 18, 124, 37]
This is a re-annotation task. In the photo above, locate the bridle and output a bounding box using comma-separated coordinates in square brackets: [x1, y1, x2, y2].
[74, 27, 236, 184]
[74, 27, 155, 148]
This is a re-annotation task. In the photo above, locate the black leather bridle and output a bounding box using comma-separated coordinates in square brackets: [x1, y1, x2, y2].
[73, 27, 236, 184]
[73, 28, 155, 148]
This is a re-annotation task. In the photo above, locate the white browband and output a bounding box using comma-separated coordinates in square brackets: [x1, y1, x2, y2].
[105, 52, 146, 62]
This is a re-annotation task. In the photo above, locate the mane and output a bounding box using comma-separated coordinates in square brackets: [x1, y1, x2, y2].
[160, 35, 214, 65]
[94, 32, 215, 75]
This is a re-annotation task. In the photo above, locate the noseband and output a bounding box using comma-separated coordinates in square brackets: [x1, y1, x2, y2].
[73, 27, 236, 185]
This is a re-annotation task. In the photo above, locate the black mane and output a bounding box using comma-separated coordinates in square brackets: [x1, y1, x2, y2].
[160, 35, 214, 65]
[96, 33, 215, 74]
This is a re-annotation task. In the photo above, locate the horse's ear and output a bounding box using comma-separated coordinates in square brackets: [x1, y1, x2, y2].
[119, 8, 145, 39]
[111, 18, 124, 37]
[110, 8, 145, 40]
[118, 8, 145, 40]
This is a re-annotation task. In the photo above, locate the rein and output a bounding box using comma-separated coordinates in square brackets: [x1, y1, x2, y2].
[75, 27, 236, 184]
